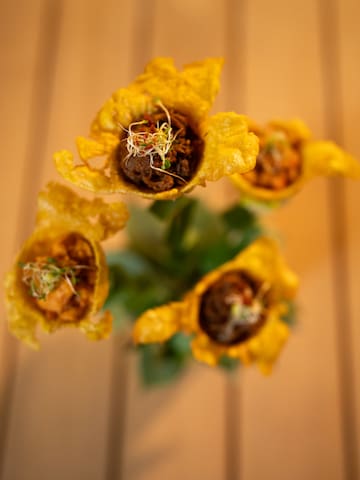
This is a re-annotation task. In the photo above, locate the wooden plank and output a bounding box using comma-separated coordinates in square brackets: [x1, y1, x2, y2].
[0, 0, 48, 473]
[238, 1, 345, 479]
[123, 356, 227, 480]
[2, 1, 135, 479]
[337, 0, 360, 477]
[0, 0, 45, 361]
[121, 0, 230, 479]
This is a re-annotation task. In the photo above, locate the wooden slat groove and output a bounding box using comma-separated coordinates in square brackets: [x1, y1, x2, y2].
[318, 0, 359, 478]
[130, 0, 157, 74]
[225, 375, 241, 480]
[105, 337, 131, 480]
[224, 1, 248, 478]
[225, 0, 248, 111]
[0, 2, 63, 477]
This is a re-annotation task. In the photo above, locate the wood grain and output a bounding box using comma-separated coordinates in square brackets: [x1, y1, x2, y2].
[239, 1, 345, 478]
[2, 1, 134, 479]
[337, 0, 360, 477]
[1, 0, 359, 479]
[0, 0, 54, 474]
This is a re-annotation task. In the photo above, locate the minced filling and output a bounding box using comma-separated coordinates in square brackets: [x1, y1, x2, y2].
[21, 232, 96, 323]
[199, 271, 268, 345]
[242, 128, 302, 190]
[116, 105, 203, 193]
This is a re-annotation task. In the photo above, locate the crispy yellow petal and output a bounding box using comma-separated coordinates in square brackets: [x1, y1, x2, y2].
[231, 118, 309, 202]
[187, 238, 295, 370]
[76, 134, 119, 162]
[54, 150, 121, 194]
[196, 112, 258, 183]
[190, 333, 223, 366]
[90, 58, 222, 137]
[56, 111, 259, 200]
[135, 57, 223, 106]
[5, 266, 42, 350]
[133, 302, 183, 343]
[246, 307, 290, 374]
[37, 181, 128, 240]
[189, 237, 298, 308]
[267, 118, 311, 142]
[133, 237, 297, 373]
[79, 310, 113, 341]
[91, 88, 151, 136]
[5, 224, 110, 348]
[130, 57, 223, 123]
[5, 183, 127, 348]
[55, 148, 184, 199]
[190, 305, 289, 372]
[231, 170, 305, 203]
[303, 140, 360, 179]
[230, 237, 299, 300]
[189, 305, 289, 372]
[55, 57, 235, 199]
[180, 58, 224, 106]
[232, 118, 360, 204]
[177, 237, 297, 334]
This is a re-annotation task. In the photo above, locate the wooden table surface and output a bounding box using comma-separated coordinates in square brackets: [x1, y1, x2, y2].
[1, 0, 360, 479]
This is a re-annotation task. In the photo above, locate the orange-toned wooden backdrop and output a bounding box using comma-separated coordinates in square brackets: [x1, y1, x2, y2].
[1, 0, 359, 479]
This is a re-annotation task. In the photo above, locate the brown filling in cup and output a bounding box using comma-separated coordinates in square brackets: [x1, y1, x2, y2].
[199, 271, 269, 345]
[116, 104, 204, 193]
[21, 232, 97, 323]
[243, 128, 302, 190]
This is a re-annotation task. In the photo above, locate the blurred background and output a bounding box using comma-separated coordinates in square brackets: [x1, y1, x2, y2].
[0, 0, 359, 478]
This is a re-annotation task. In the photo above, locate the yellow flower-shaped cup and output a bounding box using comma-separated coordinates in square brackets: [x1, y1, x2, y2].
[54, 58, 258, 200]
[133, 238, 298, 374]
[4, 182, 129, 349]
[231, 118, 360, 206]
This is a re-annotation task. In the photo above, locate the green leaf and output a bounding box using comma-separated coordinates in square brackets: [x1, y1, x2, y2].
[149, 199, 179, 220]
[149, 197, 195, 221]
[103, 296, 132, 330]
[281, 301, 297, 327]
[197, 241, 234, 274]
[165, 199, 197, 253]
[139, 343, 187, 386]
[222, 203, 258, 231]
[127, 203, 169, 262]
[137, 332, 192, 386]
[167, 332, 192, 358]
[106, 250, 153, 276]
[219, 355, 240, 371]
[228, 224, 263, 256]
[105, 248, 184, 320]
